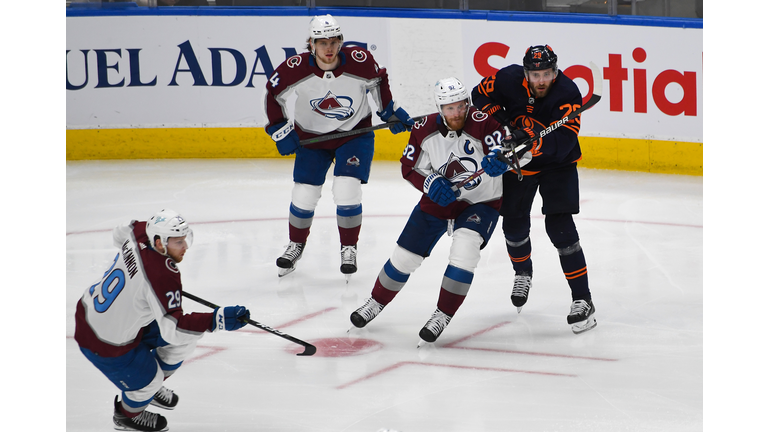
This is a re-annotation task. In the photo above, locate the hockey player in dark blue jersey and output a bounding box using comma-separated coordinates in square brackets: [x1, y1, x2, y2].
[471, 44, 596, 334]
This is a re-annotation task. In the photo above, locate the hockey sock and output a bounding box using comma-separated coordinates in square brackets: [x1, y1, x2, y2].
[505, 235, 533, 274]
[436, 265, 473, 316]
[558, 242, 591, 301]
[337, 204, 362, 246]
[371, 260, 409, 305]
[288, 204, 313, 243]
[436, 289, 464, 317]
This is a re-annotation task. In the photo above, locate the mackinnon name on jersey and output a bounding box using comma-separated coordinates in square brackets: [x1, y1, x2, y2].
[66, 40, 369, 91]
[121, 240, 138, 279]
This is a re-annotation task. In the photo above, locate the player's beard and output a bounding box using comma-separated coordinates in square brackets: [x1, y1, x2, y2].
[530, 81, 552, 98]
[445, 114, 466, 131]
[315, 50, 339, 68]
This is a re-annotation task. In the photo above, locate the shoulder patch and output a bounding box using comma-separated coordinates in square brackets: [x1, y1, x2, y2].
[350, 50, 368, 63]
[413, 116, 429, 129]
[471, 111, 489, 122]
[165, 258, 179, 274]
[286, 55, 302, 68]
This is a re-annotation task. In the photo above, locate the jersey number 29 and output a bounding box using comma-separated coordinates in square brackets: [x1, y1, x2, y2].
[88, 253, 125, 313]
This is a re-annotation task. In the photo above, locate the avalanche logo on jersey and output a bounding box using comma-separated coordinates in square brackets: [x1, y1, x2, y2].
[471, 110, 488, 122]
[466, 214, 482, 224]
[165, 258, 179, 274]
[351, 50, 368, 63]
[310, 91, 355, 120]
[347, 156, 360, 166]
[286, 55, 302, 68]
[440, 152, 481, 191]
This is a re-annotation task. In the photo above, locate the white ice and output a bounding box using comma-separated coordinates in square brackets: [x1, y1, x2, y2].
[65, 159, 703, 431]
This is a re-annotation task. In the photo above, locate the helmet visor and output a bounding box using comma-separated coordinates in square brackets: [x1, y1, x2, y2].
[525, 68, 557, 83]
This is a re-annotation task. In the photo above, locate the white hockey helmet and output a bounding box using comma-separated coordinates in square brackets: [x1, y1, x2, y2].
[434, 77, 471, 126]
[146, 209, 193, 253]
[434, 77, 471, 111]
[308, 14, 343, 42]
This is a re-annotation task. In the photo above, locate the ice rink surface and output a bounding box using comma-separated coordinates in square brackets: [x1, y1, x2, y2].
[66, 159, 703, 432]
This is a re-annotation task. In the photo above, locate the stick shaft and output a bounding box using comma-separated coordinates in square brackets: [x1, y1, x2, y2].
[298, 115, 427, 145]
[182, 291, 317, 356]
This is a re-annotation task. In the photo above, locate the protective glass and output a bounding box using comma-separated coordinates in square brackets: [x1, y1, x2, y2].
[440, 101, 469, 117]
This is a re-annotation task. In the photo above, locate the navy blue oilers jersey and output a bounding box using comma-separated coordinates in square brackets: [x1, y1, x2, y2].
[472, 64, 583, 174]
[401, 108, 504, 220]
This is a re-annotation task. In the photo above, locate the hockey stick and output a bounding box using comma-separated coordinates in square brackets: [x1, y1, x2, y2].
[299, 115, 427, 145]
[451, 61, 603, 193]
[182, 291, 317, 356]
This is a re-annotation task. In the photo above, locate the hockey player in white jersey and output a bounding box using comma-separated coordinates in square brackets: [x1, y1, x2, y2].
[264, 14, 414, 278]
[74, 209, 251, 431]
[349, 77, 531, 344]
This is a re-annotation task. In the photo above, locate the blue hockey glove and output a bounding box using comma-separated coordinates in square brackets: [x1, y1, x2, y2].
[377, 101, 415, 134]
[267, 122, 300, 156]
[212, 306, 250, 332]
[423, 173, 457, 207]
[481, 149, 508, 177]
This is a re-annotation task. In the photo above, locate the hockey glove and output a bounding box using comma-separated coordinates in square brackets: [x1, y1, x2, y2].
[502, 127, 537, 150]
[212, 306, 250, 332]
[267, 122, 300, 156]
[377, 101, 415, 134]
[423, 173, 457, 207]
[481, 149, 509, 177]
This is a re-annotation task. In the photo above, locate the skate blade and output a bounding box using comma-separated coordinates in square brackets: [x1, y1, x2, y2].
[278, 266, 296, 277]
[417, 339, 432, 349]
[516, 306, 523, 314]
[571, 316, 597, 334]
[345, 274, 352, 284]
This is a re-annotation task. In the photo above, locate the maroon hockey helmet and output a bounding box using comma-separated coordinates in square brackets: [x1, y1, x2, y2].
[523, 45, 558, 72]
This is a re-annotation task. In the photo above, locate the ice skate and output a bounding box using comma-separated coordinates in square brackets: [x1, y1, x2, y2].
[276, 241, 305, 277]
[350, 297, 384, 329]
[510, 271, 532, 313]
[340, 244, 358, 278]
[418, 308, 452, 343]
[149, 386, 178, 410]
[567, 299, 597, 334]
[113, 396, 168, 432]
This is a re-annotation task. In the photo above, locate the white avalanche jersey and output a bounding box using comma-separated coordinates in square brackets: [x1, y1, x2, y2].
[401, 109, 506, 220]
[74, 221, 213, 357]
[264, 47, 395, 149]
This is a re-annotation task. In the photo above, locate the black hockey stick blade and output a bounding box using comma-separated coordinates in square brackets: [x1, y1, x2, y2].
[299, 115, 427, 145]
[182, 291, 317, 356]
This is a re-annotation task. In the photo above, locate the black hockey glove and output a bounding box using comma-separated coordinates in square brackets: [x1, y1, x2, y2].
[502, 127, 537, 151]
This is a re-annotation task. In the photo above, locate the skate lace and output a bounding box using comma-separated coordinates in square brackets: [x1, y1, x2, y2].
[282, 242, 304, 260]
[155, 386, 173, 404]
[357, 298, 383, 321]
[511, 274, 532, 297]
[132, 410, 160, 428]
[340, 245, 357, 265]
[424, 309, 451, 335]
[569, 300, 590, 316]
